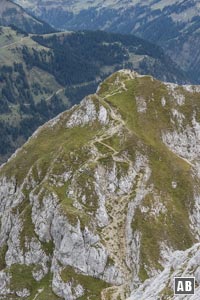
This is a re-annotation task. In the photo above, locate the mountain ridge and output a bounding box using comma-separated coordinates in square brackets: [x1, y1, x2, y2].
[0, 70, 199, 299]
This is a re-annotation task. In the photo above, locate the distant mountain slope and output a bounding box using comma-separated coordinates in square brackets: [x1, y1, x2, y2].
[0, 0, 55, 34]
[31, 30, 187, 85]
[0, 26, 187, 163]
[0, 70, 199, 299]
[0, 26, 70, 163]
[15, 0, 200, 83]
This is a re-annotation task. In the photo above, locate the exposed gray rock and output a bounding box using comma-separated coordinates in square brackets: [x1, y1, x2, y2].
[128, 243, 200, 300]
[5, 215, 24, 266]
[190, 194, 200, 240]
[30, 191, 58, 242]
[66, 96, 109, 128]
[162, 115, 200, 162]
[16, 288, 30, 298]
[52, 215, 108, 277]
[52, 268, 84, 300]
[0, 271, 10, 296]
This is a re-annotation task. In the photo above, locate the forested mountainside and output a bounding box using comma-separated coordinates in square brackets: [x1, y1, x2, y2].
[15, 0, 200, 83]
[0, 70, 199, 299]
[0, 26, 186, 163]
[0, 0, 54, 34]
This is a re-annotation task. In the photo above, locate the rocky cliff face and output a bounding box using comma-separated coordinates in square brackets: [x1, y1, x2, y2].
[0, 70, 199, 299]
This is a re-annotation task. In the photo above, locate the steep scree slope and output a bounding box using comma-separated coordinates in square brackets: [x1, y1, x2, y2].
[0, 70, 199, 299]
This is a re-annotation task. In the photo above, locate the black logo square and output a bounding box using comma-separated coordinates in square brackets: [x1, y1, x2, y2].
[174, 277, 195, 295]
